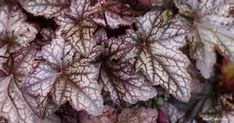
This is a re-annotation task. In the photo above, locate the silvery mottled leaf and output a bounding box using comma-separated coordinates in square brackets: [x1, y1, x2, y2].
[19, 0, 70, 18]
[0, 77, 40, 123]
[117, 108, 158, 123]
[176, 0, 234, 78]
[93, 0, 138, 29]
[0, 47, 57, 123]
[221, 111, 234, 123]
[63, 20, 96, 57]
[79, 106, 117, 123]
[0, 3, 38, 53]
[55, 0, 100, 57]
[0, 46, 7, 69]
[24, 37, 103, 116]
[122, 11, 191, 102]
[93, 11, 133, 29]
[99, 38, 157, 103]
[11, 47, 38, 86]
[0, 78, 58, 123]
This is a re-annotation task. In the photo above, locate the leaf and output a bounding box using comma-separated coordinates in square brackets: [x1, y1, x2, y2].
[221, 111, 234, 123]
[65, 23, 96, 57]
[79, 107, 158, 123]
[93, 11, 134, 29]
[117, 108, 158, 123]
[0, 3, 38, 53]
[0, 76, 39, 123]
[176, 0, 234, 78]
[0, 47, 57, 123]
[121, 11, 191, 102]
[167, 104, 184, 123]
[93, 0, 139, 29]
[18, 0, 70, 18]
[0, 46, 7, 69]
[24, 37, 103, 116]
[99, 38, 157, 104]
[79, 106, 118, 123]
[55, 0, 99, 57]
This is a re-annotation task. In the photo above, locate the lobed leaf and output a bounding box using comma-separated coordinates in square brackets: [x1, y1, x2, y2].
[93, 0, 139, 29]
[0, 47, 57, 123]
[55, 0, 99, 57]
[176, 0, 234, 78]
[19, 0, 70, 18]
[122, 11, 191, 102]
[24, 37, 103, 116]
[0, 3, 37, 53]
[99, 38, 157, 103]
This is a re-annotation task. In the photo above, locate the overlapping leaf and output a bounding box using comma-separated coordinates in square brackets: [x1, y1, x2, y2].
[0, 3, 37, 69]
[19, 0, 70, 18]
[121, 11, 191, 102]
[0, 47, 57, 123]
[0, 76, 39, 123]
[93, 0, 139, 29]
[99, 38, 157, 104]
[0, 3, 38, 52]
[176, 0, 234, 78]
[23, 37, 103, 116]
[55, 0, 100, 57]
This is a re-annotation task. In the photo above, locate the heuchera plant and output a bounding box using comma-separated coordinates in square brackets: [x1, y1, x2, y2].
[0, 0, 234, 123]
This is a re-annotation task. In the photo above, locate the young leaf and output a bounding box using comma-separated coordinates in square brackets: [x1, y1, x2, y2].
[0, 3, 38, 53]
[23, 37, 104, 116]
[176, 0, 234, 78]
[99, 38, 157, 104]
[121, 11, 191, 102]
[18, 0, 70, 18]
